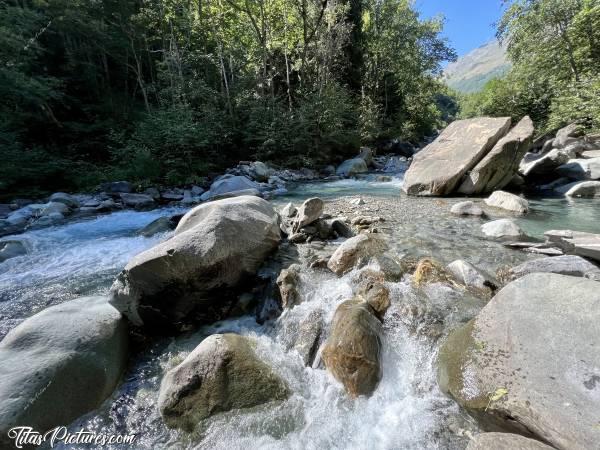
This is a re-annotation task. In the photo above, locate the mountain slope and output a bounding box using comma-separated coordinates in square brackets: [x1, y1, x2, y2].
[444, 40, 510, 93]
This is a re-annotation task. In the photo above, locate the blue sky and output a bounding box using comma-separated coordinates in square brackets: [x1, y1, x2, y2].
[415, 0, 506, 56]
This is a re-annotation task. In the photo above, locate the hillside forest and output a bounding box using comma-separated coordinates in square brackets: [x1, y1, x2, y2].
[1, 0, 599, 199]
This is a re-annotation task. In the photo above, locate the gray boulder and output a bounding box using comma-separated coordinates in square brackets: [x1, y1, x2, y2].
[466, 433, 554, 450]
[110, 196, 281, 332]
[119, 193, 155, 209]
[280, 202, 297, 218]
[38, 201, 70, 216]
[0, 240, 27, 263]
[519, 149, 570, 178]
[321, 299, 383, 397]
[509, 255, 600, 281]
[277, 264, 302, 308]
[556, 158, 600, 180]
[49, 192, 79, 208]
[484, 191, 529, 214]
[555, 180, 600, 198]
[438, 273, 600, 449]
[209, 175, 260, 196]
[158, 334, 288, 430]
[0, 297, 127, 445]
[293, 197, 324, 232]
[450, 201, 484, 217]
[336, 158, 368, 177]
[249, 161, 271, 181]
[327, 234, 388, 275]
[481, 219, 525, 240]
[554, 122, 584, 148]
[403, 117, 511, 196]
[358, 147, 374, 166]
[446, 259, 495, 291]
[293, 309, 324, 367]
[459, 116, 534, 194]
[544, 229, 600, 262]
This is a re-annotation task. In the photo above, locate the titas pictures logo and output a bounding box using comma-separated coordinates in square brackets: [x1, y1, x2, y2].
[7, 426, 137, 448]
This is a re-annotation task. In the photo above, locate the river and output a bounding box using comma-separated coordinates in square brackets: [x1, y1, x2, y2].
[1, 173, 599, 449]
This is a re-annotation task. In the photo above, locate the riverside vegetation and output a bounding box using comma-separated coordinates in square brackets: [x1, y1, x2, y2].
[1, 1, 600, 450]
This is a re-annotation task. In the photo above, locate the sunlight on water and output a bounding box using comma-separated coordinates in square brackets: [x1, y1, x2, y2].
[3, 175, 600, 450]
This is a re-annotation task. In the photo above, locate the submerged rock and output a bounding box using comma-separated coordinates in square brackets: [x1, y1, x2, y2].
[466, 433, 553, 450]
[450, 201, 484, 217]
[459, 116, 534, 194]
[0, 297, 128, 445]
[158, 334, 289, 430]
[321, 299, 383, 397]
[0, 240, 27, 263]
[481, 219, 525, 240]
[110, 196, 281, 333]
[437, 273, 600, 449]
[412, 258, 454, 286]
[509, 255, 600, 281]
[484, 191, 529, 214]
[403, 117, 511, 196]
[327, 234, 387, 275]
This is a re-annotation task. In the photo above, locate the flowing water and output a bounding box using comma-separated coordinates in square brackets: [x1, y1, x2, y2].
[2, 173, 600, 450]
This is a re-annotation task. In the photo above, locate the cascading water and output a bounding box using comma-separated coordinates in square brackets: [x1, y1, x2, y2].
[2, 173, 600, 450]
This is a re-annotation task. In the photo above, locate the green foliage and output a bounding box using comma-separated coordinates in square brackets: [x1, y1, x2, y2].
[0, 0, 455, 198]
[459, 0, 600, 133]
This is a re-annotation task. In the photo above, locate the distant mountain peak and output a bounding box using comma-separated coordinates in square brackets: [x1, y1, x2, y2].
[444, 39, 510, 93]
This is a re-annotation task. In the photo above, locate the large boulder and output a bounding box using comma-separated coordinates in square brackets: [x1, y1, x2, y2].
[544, 229, 600, 262]
[555, 180, 600, 198]
[336, 158, 368, 177]
[321, 299, 384, 397]
[556, 158, 600, 180]
[110, 196, 281, 332]
[509, 255, 600, 281]
[466, 433, 554, 450]
[209, 175, 260, 196]
[484, 191, 529, 214]
[459, 116, 534, 194]
[402, 117, 511, 196]
[0, 297, 127, 445]
[0, 240, 27, 263]
[327, 234, 387, 275]
[158, 334, 289, 430]
[437, 273, 600, 449]
[481, 219, 525, 240]
[519, 149, 570, 178]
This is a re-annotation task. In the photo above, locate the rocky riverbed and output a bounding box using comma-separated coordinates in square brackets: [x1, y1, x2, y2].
[1, 120, 600, 450]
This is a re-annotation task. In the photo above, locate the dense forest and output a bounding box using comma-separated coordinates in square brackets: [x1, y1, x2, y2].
[1, 0, 456, 198]
[460, 0, 600, 133]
